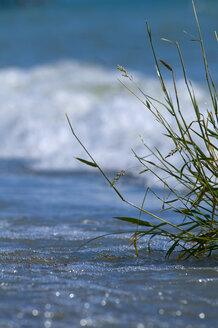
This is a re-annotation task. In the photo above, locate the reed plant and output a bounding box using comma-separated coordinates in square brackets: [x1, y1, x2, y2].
[67, 0, 217, 260]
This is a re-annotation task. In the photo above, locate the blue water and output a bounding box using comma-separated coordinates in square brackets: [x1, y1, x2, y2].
[0, 1, 217, 327]
[0, 0, 217, 79]
[0, 161, 218, 328]
[0, 0, 216, 171]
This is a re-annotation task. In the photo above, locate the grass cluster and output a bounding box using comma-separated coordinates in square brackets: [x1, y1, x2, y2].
[67, 0, 217, 260]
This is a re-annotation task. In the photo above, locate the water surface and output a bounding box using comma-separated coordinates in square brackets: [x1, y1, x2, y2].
[0, 162, 217, 328]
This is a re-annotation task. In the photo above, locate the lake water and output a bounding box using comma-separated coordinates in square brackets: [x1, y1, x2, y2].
[0, 0, 217, 327]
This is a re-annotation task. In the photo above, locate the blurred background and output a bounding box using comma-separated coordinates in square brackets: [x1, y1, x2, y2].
[0, 0, 217, 173]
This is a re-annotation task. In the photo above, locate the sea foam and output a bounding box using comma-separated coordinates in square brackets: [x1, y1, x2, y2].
[0, 60, 210, 174]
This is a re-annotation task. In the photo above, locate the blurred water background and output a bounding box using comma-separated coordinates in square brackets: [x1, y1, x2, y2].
[0, 0, 217, 171]
[0, 1, 217, 327]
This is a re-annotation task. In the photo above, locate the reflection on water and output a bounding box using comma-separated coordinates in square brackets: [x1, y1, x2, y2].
[0, 162, 217, 328]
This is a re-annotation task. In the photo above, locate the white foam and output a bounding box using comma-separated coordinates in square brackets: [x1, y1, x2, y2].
[0, 60, 210, 176]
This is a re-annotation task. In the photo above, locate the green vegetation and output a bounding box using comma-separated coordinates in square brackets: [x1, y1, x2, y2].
[67, 0, 217, 260]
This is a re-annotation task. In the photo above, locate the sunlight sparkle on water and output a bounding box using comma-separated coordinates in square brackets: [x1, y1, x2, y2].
[199, 313, 206, 319]
[32, 309, 39, 316]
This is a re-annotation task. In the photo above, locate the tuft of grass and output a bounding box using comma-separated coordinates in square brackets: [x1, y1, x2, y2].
[67, 0, 217, 260]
